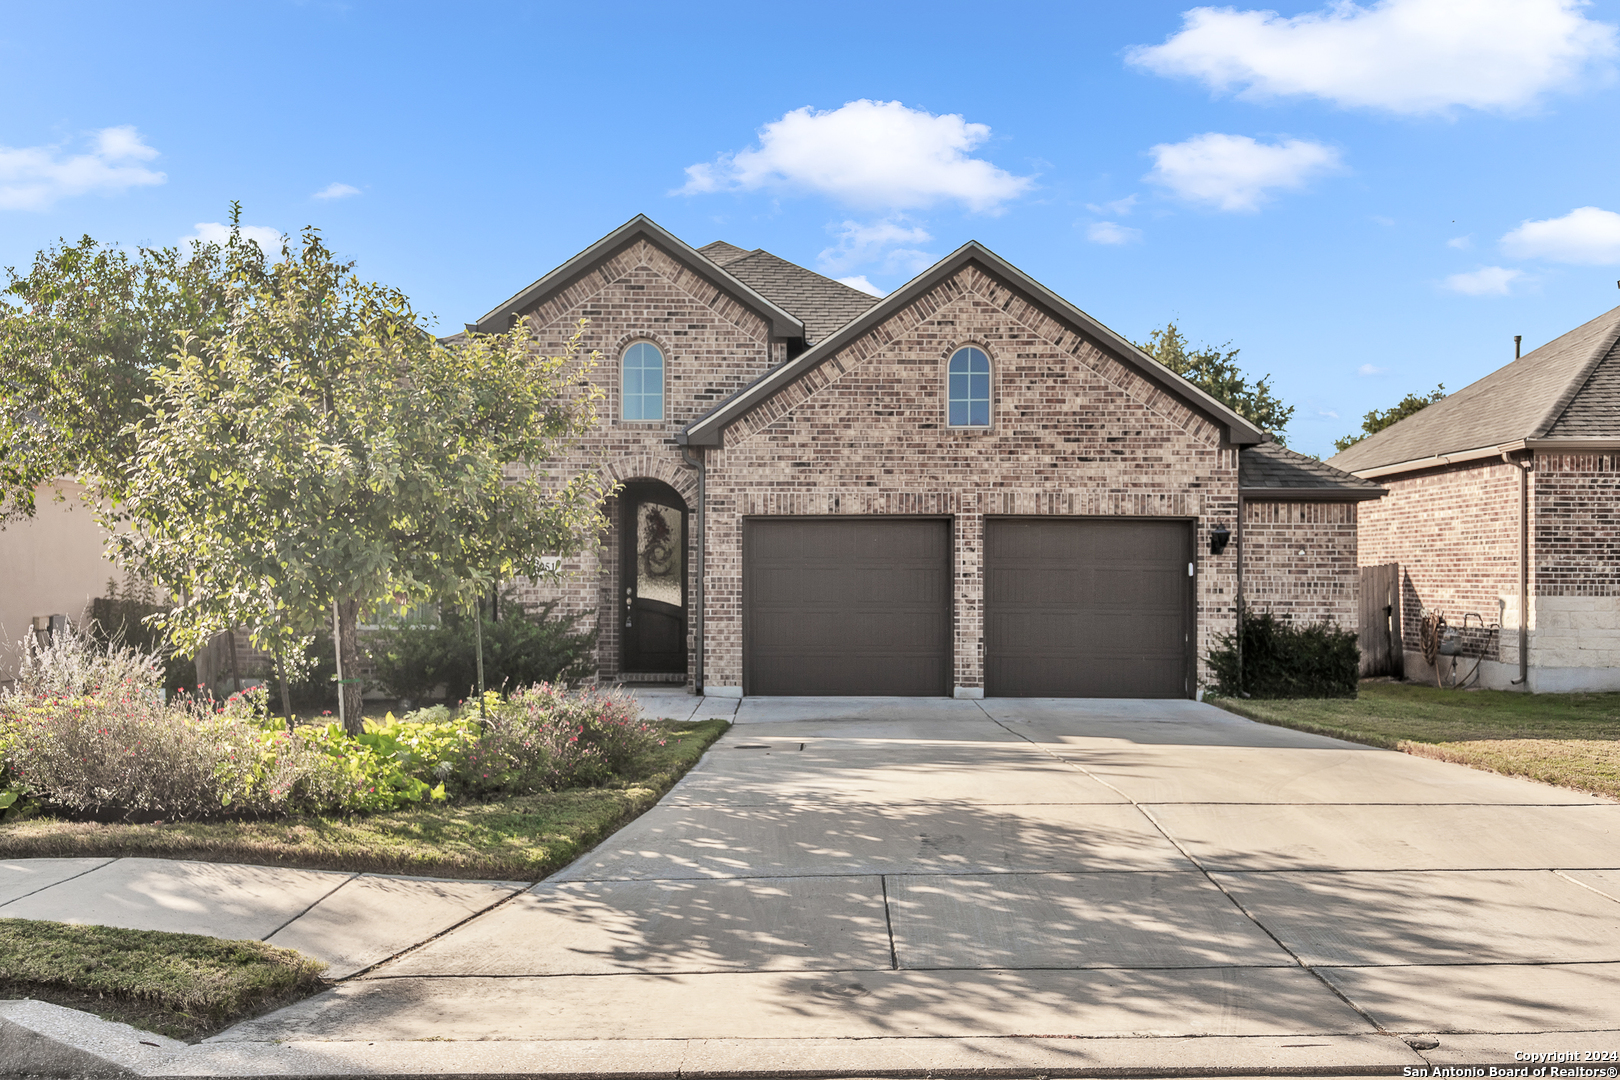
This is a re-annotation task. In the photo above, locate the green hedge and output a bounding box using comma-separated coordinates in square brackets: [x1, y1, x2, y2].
[1207, 610, 1359, 699]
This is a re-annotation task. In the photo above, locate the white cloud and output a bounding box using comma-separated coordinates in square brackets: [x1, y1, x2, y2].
[1500, 206, 1620, 264]
[313, 182, 360, 200]
[679, 100, 1035, 213]
[1127, 0, 1617, 116]
[838, 275, 886, 297]
[0, 125, 166, 211]
[1087, 221, 1143, 245]
[1086, 194, 1139, 216]
[1146, 133, 1342, 211]
[1444, 266, 1523, 295]
[1370, 215, 1396, 227]
[1358, 363, 1387, 376]
[817, 218, 935, 276]
[1447, 234, 1472, 249]
[1319, 409, 1340, 419]
[181, 221, 286, 259]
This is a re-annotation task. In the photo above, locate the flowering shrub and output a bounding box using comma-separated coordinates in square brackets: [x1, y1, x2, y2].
[1, 683, 350, 820]
[0, 632, 663, 821]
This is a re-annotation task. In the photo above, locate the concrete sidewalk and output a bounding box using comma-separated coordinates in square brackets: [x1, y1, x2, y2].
[5, 694, 1620, 1077]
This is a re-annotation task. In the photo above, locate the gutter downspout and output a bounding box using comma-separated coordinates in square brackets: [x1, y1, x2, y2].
[679, 441, 705, 694]
[1506, 451, 1530, 687]
[1235, 488, 1246, 698]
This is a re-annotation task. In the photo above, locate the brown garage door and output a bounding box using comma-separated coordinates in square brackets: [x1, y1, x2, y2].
[985, 518, 1192, 698]
[744, 518, 951, 696]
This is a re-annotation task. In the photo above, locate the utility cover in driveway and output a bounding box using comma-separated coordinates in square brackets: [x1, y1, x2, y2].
[744, 518, 951, 695]
[985, 518, 1192, 698]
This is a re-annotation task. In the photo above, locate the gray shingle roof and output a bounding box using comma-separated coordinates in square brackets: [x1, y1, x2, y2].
[1329, 304, 1620, 474]
[697, 245, 879, 344]
[1240, 441, 1385, 500]
[696, 240, 751, 267]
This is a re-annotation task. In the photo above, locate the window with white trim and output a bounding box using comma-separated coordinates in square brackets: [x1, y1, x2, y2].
[622, 341, 664, 421]
[947, 346, 991, 427]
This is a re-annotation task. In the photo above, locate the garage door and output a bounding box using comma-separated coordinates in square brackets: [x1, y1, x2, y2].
[744, 518, 951, 696]
[985, 518, 1192, 698]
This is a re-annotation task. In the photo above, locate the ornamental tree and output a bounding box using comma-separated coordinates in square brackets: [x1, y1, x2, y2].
[0, 223, 260, 522]
[108, 224, 609, 733]
[1139, 322, 1296, 444]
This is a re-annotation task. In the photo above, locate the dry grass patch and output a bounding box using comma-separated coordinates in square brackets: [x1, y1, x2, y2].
[1213, 682, 1620, 800]
[0, 919, 326, 1040]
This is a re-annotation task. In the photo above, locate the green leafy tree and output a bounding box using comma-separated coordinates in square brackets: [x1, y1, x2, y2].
[107, 223, 611, 733]
[0, 223, 269, 522]
[1139, 322, 1295, 443]
[1334, 385, 1447, 452]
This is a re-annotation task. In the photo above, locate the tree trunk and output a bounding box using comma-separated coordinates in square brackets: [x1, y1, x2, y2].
[275, 652, 295, 731]
[335, 596, 364, 736]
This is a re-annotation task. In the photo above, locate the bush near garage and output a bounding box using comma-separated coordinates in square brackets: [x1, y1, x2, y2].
[1207, 609, 1360, 699]
[369, 596, 597, 706]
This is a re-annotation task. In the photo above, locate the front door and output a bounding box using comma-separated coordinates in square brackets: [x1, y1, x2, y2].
[620, 483, 688, 674]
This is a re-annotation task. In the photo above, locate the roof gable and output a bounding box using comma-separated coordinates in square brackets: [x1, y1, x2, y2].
[466, 216, 805, 340]
[1329, 305, 1620, 475]
[681, 242, 1266, 448]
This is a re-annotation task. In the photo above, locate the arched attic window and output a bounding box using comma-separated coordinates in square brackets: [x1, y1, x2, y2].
[622, 341, 664, 421]
[947, 346, 992, 428]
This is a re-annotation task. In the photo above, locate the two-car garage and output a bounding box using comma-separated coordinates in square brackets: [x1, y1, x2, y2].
[742, 517, 1194, 698]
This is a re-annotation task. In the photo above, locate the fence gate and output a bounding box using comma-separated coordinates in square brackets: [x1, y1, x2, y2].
[1358, 562, 1403, 677]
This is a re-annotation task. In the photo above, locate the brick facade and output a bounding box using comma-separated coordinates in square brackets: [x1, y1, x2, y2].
[1356, 458, 1522, 667]
[504, 238, 779, 682]
[1241, 501, 1359, 627]
[1354, 452, 1620, 688]
[494, 235, 1364, 697]
[695, 264, 1242, 692]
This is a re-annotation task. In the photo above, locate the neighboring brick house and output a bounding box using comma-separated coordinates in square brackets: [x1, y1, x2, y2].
[480, 215, 1377, 698]
[1329, 304, 1620, 692]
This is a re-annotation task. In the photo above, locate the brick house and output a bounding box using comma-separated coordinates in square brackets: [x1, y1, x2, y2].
[481, 215, 1379, 698]
[1329, 304, 1620, 692]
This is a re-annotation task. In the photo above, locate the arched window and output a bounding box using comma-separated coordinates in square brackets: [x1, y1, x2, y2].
[622, 341, 664, 421]
[947, 346, 991, 427]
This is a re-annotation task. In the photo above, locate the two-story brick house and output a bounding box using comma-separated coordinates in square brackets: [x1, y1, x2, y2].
[474, 216, 1379, 698]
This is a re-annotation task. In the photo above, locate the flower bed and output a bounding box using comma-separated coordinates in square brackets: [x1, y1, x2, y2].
[0, 636, 662, 823]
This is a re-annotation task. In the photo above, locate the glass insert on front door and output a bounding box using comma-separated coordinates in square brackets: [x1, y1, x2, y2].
[637, 502, 683, 606]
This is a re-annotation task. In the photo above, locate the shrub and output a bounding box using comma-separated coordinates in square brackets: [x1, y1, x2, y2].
[371, 598, 597, 705]
[1207, 610, 1360, 699]
[1, 683, 352, 821]
[462, 685, 660, 796]
[1, 634, 657, 820]
[85, 597, 198, 700]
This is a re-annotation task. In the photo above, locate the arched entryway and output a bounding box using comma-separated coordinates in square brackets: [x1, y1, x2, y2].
[619, 479, 689, 676]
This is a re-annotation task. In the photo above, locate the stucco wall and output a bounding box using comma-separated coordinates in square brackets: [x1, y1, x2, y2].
[0, 482, 119, 682]
[700, 263, 1241, 694]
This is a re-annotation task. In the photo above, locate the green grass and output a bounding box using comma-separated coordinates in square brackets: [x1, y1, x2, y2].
[0, 718, 728, 881]
[0, 919, 327, 1040]
[1212, 681, 1620, 799]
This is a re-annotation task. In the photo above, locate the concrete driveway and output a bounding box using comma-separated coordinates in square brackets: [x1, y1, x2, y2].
[118, 697, 1620, 1074]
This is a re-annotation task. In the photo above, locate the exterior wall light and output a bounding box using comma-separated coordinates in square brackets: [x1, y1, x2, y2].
[1209, 524, 1231, 555]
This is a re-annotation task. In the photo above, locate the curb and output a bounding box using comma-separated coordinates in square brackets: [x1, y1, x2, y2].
[0, 999, 1436, 1079]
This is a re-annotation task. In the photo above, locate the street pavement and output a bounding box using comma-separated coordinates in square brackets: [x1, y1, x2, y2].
[4, 692, 1620, 1077]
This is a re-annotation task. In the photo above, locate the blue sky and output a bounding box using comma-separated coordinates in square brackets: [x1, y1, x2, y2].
[4, 0, 1619, 458]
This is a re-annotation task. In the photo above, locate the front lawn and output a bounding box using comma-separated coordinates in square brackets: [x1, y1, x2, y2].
[1213, 681, 1620, 800]
[0, 718, 727, 880]
[0, 919, 327, 1040]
